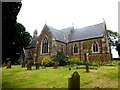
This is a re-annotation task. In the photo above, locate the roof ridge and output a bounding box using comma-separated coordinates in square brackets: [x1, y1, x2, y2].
[77, 23, 103, 30]
[45, 24, 58, 30]
[60, 26, 74, 31]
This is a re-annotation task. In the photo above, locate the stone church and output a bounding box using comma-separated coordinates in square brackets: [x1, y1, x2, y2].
[25, 21, 112, 62]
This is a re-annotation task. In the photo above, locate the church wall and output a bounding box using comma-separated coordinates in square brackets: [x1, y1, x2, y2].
[37, 28, 53, 62]
[55, 41, 67, 53]
[68, 37, 112, 62]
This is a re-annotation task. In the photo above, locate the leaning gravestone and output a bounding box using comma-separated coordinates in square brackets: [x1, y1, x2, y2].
[27, 61, 33, 70]
[68, 71, 80, 90]
[6, 61, 11, 69]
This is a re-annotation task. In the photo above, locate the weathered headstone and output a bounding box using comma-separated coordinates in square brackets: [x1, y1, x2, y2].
[35, 62, 39, 69]
[21, 61, 25, 67]
[84, 53, 89, 73]
[6, 61, 11, 69]
[53, 61, 59, 69]
[27, 60, 33, 70]
[68, 71, 80, 90]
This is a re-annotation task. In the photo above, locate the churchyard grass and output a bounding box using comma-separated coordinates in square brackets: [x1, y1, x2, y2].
[2, 61, 119, 88]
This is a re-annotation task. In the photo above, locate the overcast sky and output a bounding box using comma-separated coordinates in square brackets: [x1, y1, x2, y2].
[17, 0, 119, 36]
[17, 0, 119, 58]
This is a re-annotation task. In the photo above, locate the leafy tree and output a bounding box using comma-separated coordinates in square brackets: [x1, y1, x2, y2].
[33, 29, 38, 38]
[2, 2, 22, 63]
[2, 2, 32, 64]
[107, 30, 120, 57]
[13, 22, 32, 60]
[107, 30, 118, 46]
[55, 51, 67, 66]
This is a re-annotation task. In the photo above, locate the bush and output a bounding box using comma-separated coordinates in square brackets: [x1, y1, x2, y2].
[88, 60, 101, 67]
[41, 56, 54, 67]
[69, 57, 80, 65]
[79, 60, 86, 65]
[55, 51, 67, 66]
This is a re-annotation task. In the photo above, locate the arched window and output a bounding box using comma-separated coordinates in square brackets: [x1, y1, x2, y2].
[42, 37, 48, 54]
[73, 44, 78, 53]
[92, 41, 99, 53]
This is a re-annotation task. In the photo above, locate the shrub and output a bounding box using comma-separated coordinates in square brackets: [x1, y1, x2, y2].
[41, 56, 54, 67]
[69, 57, 80, 65]
[79, 60, 86, 65]
[55, 51, 67, 66]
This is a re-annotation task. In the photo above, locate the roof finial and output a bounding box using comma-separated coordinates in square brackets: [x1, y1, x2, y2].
[103, 18, 105, 23]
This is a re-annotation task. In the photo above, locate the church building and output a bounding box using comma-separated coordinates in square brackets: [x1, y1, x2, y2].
[26, 21, 112, 62]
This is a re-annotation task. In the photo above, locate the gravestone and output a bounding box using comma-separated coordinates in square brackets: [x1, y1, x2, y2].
[27, 60, 33, 70]
[84, 53, 89, 73]
[68, 71, 80, 90]
[21, 61, 25, 67]
[35, 62, 39, 69]
[53, 61, 59, 69]
[6, 61, 11, 69]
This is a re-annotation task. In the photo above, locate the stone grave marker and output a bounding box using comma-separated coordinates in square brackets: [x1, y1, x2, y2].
[68, 71, 80, 90]
[6, 61, 11, 69]
[35, 62, 39, 69]
[21, 61, 25, 67]
[27, 60, 33, 70]
[84, 53, 89, 73]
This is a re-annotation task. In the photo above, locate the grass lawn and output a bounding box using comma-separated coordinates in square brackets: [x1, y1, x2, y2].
[1, 61, 119, 88]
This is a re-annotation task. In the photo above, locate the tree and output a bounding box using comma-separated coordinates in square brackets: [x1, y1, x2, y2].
[107, 30, 118, 46]
[2, 2, 22, 63]
[2, 2, 32, 64]
[33, 29, 38, 38]
[55, 51, 67, 66]
[107, 30, 120, 57]
[12, 22, 32, 62]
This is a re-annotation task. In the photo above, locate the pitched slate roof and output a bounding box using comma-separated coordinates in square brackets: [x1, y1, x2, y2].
[45, 25, 74, 42]
[26, 36, 39, 49]
[27, 22, 106, 48]
[60, 27, 74, 42]
[46, 23, 105, 42]
[70, 23, 105, 42]
[23, 48, 33, 59]
[46, 25, 66, 42]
